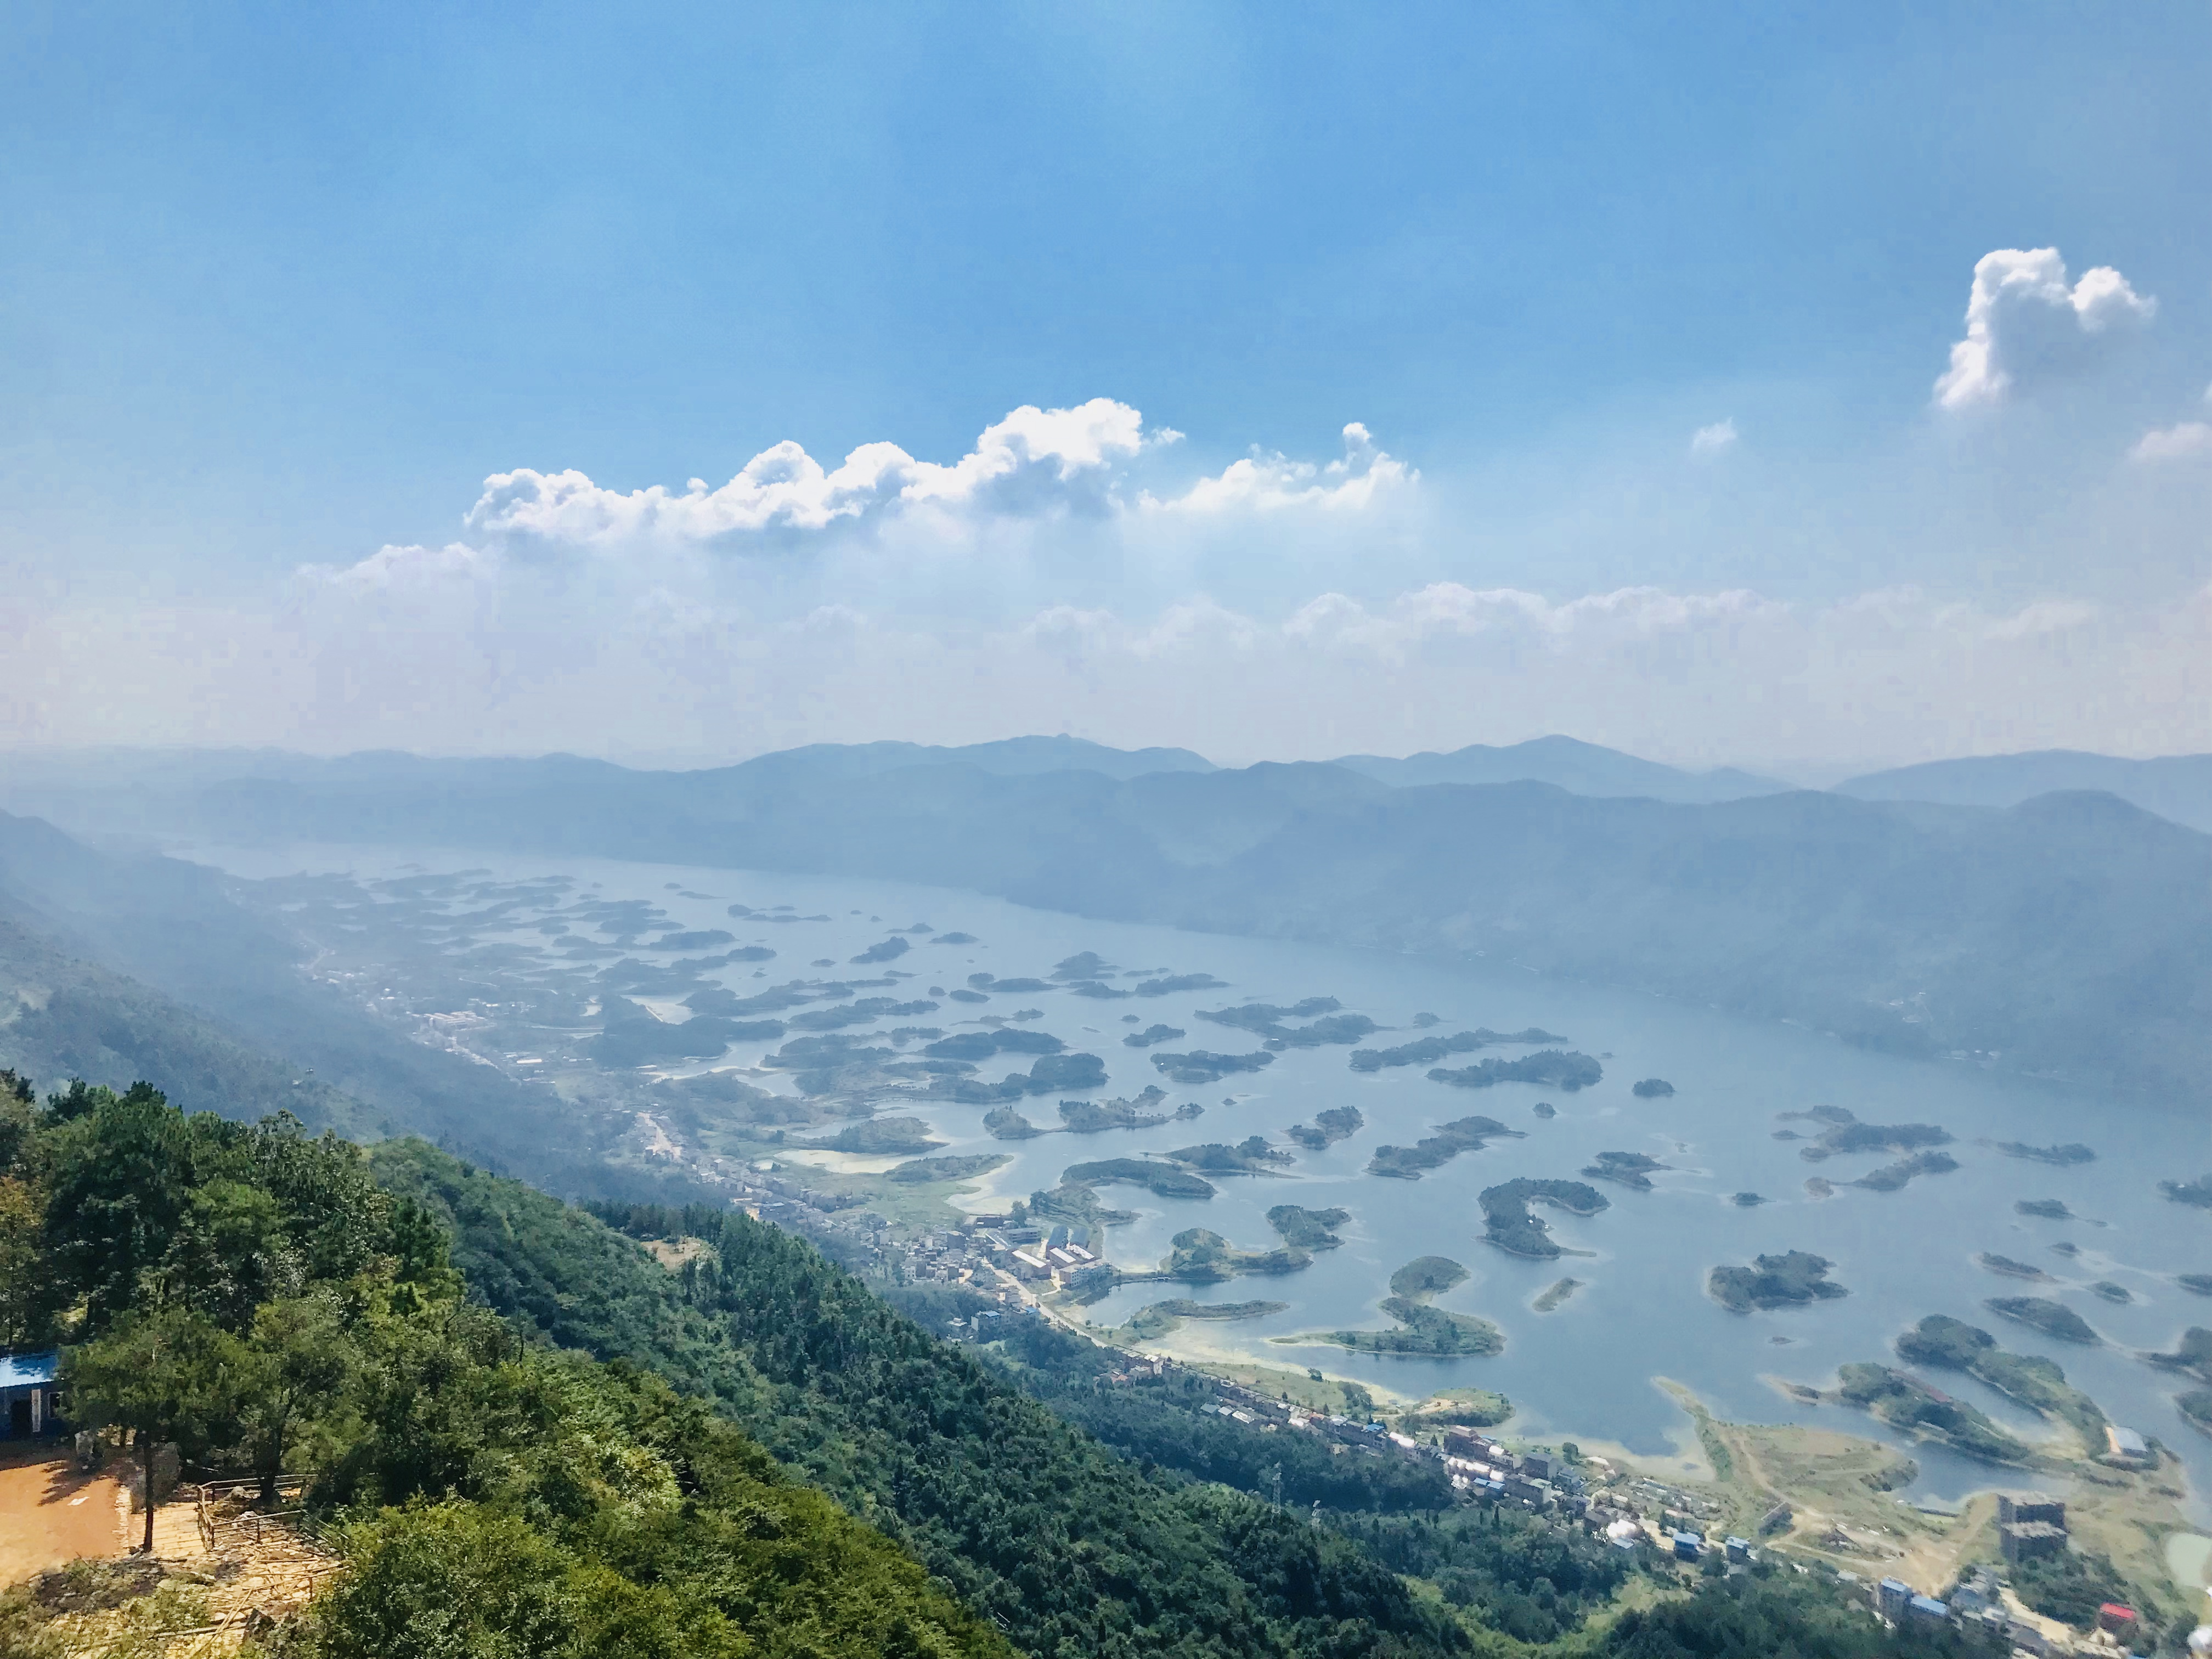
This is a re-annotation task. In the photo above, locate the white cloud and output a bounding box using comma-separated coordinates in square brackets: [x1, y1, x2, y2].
[2131, 421, 2212, 462]
[1934, 247, 2155, 409]
[304, 402, 1405, 590]
[308, 539, 499, 593]
[460, 399, 1159, 550]
[1690, 419, 1737, 456]
[1143, 422, 1414, 514]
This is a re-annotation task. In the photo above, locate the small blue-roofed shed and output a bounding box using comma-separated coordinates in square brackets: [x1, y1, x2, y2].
[1, 1351, 59, 1438]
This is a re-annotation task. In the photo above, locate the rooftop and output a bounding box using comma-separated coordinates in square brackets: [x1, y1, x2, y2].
[0, 1351, 58, 1389]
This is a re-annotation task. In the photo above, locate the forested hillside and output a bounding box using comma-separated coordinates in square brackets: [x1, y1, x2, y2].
[3, 1069, 1989, 1658]
[0, 1075, 1005, 1658]
[0, 815, 720, 1203]
[0, 899, 374, 1137]
[375, 1142, 1468, 1659]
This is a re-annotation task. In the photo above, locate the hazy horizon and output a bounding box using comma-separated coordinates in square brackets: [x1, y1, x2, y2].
[3, 7, 2207, 769]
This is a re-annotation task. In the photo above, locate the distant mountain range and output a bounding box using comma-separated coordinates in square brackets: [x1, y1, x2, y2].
[1327, 735, 1790, 803]
[1837, 751, 2212, 834]
[3, 740, 2204, 1102]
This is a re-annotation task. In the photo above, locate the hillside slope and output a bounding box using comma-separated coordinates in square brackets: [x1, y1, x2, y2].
[0, 897, 376, 1136]
[373, 1138, 1467, 1659]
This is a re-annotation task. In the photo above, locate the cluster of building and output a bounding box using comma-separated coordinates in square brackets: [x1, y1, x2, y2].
[1869, 1499, 2147, 1658]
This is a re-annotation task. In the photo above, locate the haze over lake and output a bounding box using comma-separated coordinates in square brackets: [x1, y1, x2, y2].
[188, 839, 2212, 1523]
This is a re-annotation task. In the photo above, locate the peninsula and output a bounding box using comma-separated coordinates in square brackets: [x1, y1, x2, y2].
[1479, 1178, 1609, 1258]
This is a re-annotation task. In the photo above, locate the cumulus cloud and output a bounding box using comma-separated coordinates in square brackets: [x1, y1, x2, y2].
[306, 402, 1401, 589]
[2131, 421, 2212, 462]
[1934, 247, 2155, 409]
[1689, 419, 1738, 456]
[1143, 422, 1414, 514]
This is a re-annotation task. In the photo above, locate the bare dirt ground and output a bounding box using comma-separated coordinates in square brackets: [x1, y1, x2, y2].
[12, 1481, 338, 1657]
[0, 1445, 127, 1585]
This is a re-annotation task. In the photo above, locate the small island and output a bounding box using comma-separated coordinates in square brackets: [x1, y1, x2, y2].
[1993, 1140, 2096, 1165]
[1266, 1205, 1350, 1250]
[1367, 1114, 1523, 1180]
[1062, 1158, 1219, 1201]
[1707, 1250, 1848, 1313]
[1198, 999, 1379, 1048]
[1803, 1177, 1834, 1199]
[1531, 1102, 1556, 1119]
[1850, 1150, 1960, 1191]
[1977, 1252, 2053, 1281]
[2180, 1274, 2212, 1297]
[983, 1105, 1042, 1139]
[1479, 1177, 1609, 1258]
[1791, 1108, 1953, 1164]
[1121, 1023, 1186, 1048]
[1058, 1086, 1172, 1132]
[1150, 1049, 1276, 1084]
[2015, 1198, 2073, 1219]
[1390, 1256, 1469, 1299]
[1631, 1077, 1675, 1099]
[1132, 973, 1228, 997]
[2144, 1328, 2212, 1383]
[1582, 1150, 1667, 1191]
[1301, 1299, 1504, 1356]
[1167, 1136, 1294, 1175]
[1295, 1256, 1502, 1357]
[1731, 1192, 1767, 1207]
[2159, 1174, 2212, 1210]
[2180, 1390, 2212, 1435]
[1532, 1277, 1583, 1313]
[1429, 1049, 1603, 1092]
[1163, 1227, 1311, 1281]
[1985, 1296, 2100, 1345]
[2090, 1281, 2132, 1305]
[1286, 1105, 1364, 1149]
[1348, 1028, 1567, 1073]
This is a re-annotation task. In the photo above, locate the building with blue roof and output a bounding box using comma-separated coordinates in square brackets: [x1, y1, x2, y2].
[1, 1351, 59, 1439]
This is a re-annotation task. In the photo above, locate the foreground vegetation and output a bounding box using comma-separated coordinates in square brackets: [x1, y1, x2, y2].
[1, 1073, 1003, 1658]
[0, 1065, 2091, 1658]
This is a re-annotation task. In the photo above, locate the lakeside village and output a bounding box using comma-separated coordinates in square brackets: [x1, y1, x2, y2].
[703, 1160, 2183, 1659]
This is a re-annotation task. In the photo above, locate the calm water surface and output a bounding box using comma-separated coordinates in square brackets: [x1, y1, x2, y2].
[190, 842, 2212, 1521]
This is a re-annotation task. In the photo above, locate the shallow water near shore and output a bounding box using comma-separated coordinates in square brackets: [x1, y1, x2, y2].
[185, 840, 2212, 1524]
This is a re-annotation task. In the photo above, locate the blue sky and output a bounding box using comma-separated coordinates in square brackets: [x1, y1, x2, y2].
[3, 2, 2207, 768]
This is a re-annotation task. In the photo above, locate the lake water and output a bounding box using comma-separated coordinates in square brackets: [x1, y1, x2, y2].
[188, 840, 2212, 1523]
